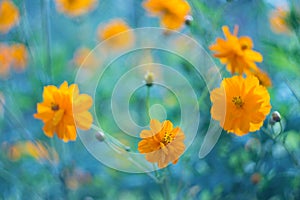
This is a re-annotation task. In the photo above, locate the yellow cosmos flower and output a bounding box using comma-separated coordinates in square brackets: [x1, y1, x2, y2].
[7, 141, 59, 164]
[34, 81, 93, 142]
[97, 19, 134, 49]
[210, 26, 263, 75]
[0, 44, 11, 77]
[269, 8, 291, 34]
[0, 0, 19, 34]
[210, 76, 271, 136]
[55, 0, 98, 17]
[253, 69, 272, 87]
[10, 43, 28, 71]
[138, 119, 185, 169]
[143, 0, 190, 30]
[72, 47, 99, 68]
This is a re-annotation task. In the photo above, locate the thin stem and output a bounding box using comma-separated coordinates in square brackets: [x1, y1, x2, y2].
[146, 86, 150, 120]
[90, 124, 160, 182]
[284, 79, 300, 104]
[261, 127, 299, 167]
[159, 171, 171, 200]
[42, 0, 52, 83]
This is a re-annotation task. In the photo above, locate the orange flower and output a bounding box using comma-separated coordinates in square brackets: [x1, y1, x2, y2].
[55, 0, 98, 17]
[72, 47, 99, 68]
[7, 141, 59, 163]
[97, 19, 134, 49]
[210, 26, 263, 75]
[138, 119, 185, 168]
[253, 69, 272, 87]
[34, 81, 93, 142]
[210, 76, 271, 136]
[143, 0, 190, 30]
[0, 44, 12, 77]
[10, 43, 28, 71]
[269, 8, 291, 34]
[0, 0, 19, 34]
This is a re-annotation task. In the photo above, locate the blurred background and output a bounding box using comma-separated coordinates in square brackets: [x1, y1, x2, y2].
[0, 0, 300, 199]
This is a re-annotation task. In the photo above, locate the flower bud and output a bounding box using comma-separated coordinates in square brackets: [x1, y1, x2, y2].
[272, 111, 281, 122]
[144, 71, 154, 87]
[185, 15, 193, 26]
[269, 111, 281, 125]
[95, 131, 105, 142]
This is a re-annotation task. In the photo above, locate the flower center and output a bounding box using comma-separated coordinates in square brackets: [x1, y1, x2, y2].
[241, 44, 248, 50]
[232, 96, 244, 108]
[51, 103, 59, 111]
[163, 132, 173, 144]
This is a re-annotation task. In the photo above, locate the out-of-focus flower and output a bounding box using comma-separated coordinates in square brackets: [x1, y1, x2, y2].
[143, 0, 191, 30]
[26, 141, 49, 160]
[7, 141, 59, 164]
[62, 167, 92, 190]
[251, 173, 262, 184]
[54, 0, 98, 18]
[0, 44, 12, 77]
[253, 69, 272, 87]
[210, 26, 263, 75]
[0, 0, 19, 34]
[10, 43, 28, 71]
[270, 8, 291, 34]
[8, 145, 21, 161]
[138, 119, 185, 168]
[34, 81, 93, 142]
[97, 19, 134, 49]
[72, 47, 99, 68]
[210, 76, 271, 136]
[0, 43, 28, 77]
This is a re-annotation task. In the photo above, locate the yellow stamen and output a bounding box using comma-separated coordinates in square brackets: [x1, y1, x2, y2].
[232, 96, 244, 108]
[51, 103, 59, 111]
[163, 132, 173, 144]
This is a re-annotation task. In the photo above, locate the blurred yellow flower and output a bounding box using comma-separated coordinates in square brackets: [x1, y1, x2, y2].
[8, 145, 21, 161]
[10, 43, 28, 71]
[72, 47, 99, 68]
[253, 69, 272, 87]
[34, 81, 93, 142]
[143, 0, 191, 30]
[0, 44, 11, 77]
[138, 119, 185, 168]
[210, 26, 263, 75]
[0, 0, 19, 34]
[269, 8, 291, 34]
[97, 19, 134, 49]
[7, 141, 59, 164]
[210, 76, 271, 136]
[55, 0, 98, 17]
[0, 43, 28, 77]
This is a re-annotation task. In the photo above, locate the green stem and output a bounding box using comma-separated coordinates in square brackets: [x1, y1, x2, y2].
[159, 173, 171, 200]
[261, 127, 299, 167]
[146, 86, 150, 120]
[41, 0, 52, 83]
